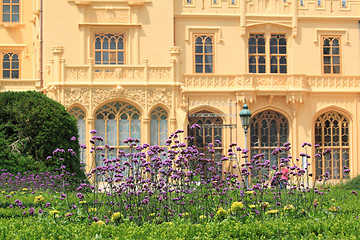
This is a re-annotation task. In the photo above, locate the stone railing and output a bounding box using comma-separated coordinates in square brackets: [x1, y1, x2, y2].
[0, 79, 40, 92]
[184, 74, 360, 92]
[47, 62, 173, 85]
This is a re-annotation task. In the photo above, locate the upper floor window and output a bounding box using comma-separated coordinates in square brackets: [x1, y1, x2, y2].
[249, 34, 265, 73]
[2, 52, 19, 79]
[229, 0, 237, 5]
[2, 0, 19, 23]
[194, 34, 214, 74]
[270, 34, 287, 74]
[94, 33, 125, 65]
[322, 36, 341, 74]
[249, 33, 287, 74]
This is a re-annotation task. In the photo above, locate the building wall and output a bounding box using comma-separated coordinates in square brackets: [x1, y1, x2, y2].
[1, 0, 360, 180]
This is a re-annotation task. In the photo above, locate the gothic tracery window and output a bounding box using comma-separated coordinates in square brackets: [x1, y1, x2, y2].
[94, 33, 125, 65]
[150, 107, 168, 147]
[68, 107, 86, 163]
[250, 110, 289, 174]
[95, 102, 141, 166]
[315, 111, 350, 180]
[188, 112, 223, 161]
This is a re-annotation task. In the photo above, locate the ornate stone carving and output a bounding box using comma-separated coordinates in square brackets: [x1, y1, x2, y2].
[66, 68, 88, 81]
[121, 69, 144, 79]
[91, 9, 129, 23]
[64, 88, 90, 108]
[169, 46, 183, 55]
[91, 88, 146, 110]
[52, 46, 64, 55]
[149, 68, 170, 81]
[148, 88, 172, 108]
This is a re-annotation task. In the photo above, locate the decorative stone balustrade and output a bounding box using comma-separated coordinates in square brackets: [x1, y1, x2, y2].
[184, 74, 360, 92]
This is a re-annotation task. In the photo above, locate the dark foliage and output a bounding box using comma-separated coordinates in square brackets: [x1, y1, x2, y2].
[0, 91, 84, 178]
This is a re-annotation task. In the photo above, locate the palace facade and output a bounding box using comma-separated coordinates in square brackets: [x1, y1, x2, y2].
[1, 0, 360, 181]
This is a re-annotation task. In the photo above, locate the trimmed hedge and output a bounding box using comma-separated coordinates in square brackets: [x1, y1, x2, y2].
[0, 91, 83, 177]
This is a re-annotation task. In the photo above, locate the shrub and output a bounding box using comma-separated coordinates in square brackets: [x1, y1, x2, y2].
[0, 91, 83, 177]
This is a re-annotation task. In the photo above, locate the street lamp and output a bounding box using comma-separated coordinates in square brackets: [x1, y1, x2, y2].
[239, 102, 252, 188]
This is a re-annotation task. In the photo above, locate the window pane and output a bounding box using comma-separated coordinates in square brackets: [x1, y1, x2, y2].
[195, 55, 203, 64]
[333, 66, 340, 73]
[195, 46, 203, 53]
[205, 65, 213, 73]
[323, 56, 331, 64]
[3, 5, 10, 13]
[249, 65, 256, 73]
[3, 61, 10, 69]
[205, 45, 212, 53]
[279, 46, 286, 54]
[95, 52, 101, 64]
[280, 65, 287, 74]
[205, 55, 213, 63]
[11, 61, 18, 69]
[323, 47, 330, 55]
[271, 65, 277, 73]
[333, 56, 340, 64]
[117, 52, 124, 64]
[12, 5, 19, 13]
[195, 65, 203, 73]
[332, 47, 339, 55]
[103, 52, 109, 64]
[3, 70, 10, 78]
[3, 14, 10, 22]
[258, 65, 265, 73]
[324, 66, 331, 73]
[258, 46, 265, 54]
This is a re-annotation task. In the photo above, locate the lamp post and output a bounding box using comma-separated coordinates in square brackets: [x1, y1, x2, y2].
[240, 102, 252, 188]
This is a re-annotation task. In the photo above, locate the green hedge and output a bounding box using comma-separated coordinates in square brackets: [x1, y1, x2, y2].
[0, 217, 359, 239]
[0, 91, 83, 177]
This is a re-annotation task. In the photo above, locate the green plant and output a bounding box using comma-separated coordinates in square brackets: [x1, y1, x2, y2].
[0, 91, 83, 177]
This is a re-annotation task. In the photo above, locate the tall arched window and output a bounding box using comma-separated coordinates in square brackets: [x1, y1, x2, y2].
[188, 111, 223, 161]
[150, 107, 168, 147]
[95, 102, 141, 164]
[250, 110, 289, 167]
[68, 107, 86, 162]
[314, 111, 350, 180]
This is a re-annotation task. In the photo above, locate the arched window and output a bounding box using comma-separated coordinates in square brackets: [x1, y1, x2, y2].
[250, 110, 289, 168]
[95, 102, 141, 164]
[188, 111, 223, 161]
[150, 107, 168, 147]
[314, 111, 350, 180]
[2, 52, 19, 79]
[68, 107, 86, 162]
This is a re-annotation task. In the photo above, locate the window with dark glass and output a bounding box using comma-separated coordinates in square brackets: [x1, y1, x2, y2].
[250, 110, 289, 176]
[315, 111, 349, 180]
[322, 36, 341, 74]
[270, 34, 287, 74]
[194, 34, 214, 73]
[248, 34, 266, 73]
[2, 52, 19, 79]
[94, 33, 125, 65]
[188, 112, 223, 161]
[2, 0, 19, 23]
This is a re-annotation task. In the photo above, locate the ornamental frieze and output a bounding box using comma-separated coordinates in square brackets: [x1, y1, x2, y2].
[91, 88, 146, 110]
[147, 88, 172, 109]
[64, 88, 90, 108]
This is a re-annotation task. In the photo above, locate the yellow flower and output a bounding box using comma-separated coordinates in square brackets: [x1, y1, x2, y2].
[111, 212, 123, 221]
[183, 212, 189, 216]
[245, 191, 254, 195]
[249, 205, 256, 209]
[22, 188, 28, 191]
[230, 202, 244, 214]
[1, 191, 5, 194]
[10, 191, 13, 194]
[49, 210, 59, 215]
[94, 220, 105, 225]
[199, 215, 206, 219]
[34, 195, 45, 204]
[331, 199, 335, 202]
[313, 199, 318, 205]
[266, 210, 279, 215]
[329, 205, 338, 212]
[88, 208, 97, 213]
[284, 204, 294, 211]
[216, 208, 228, 219]
[79, 201, 86, 204]
[260, 202, 270, 208]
